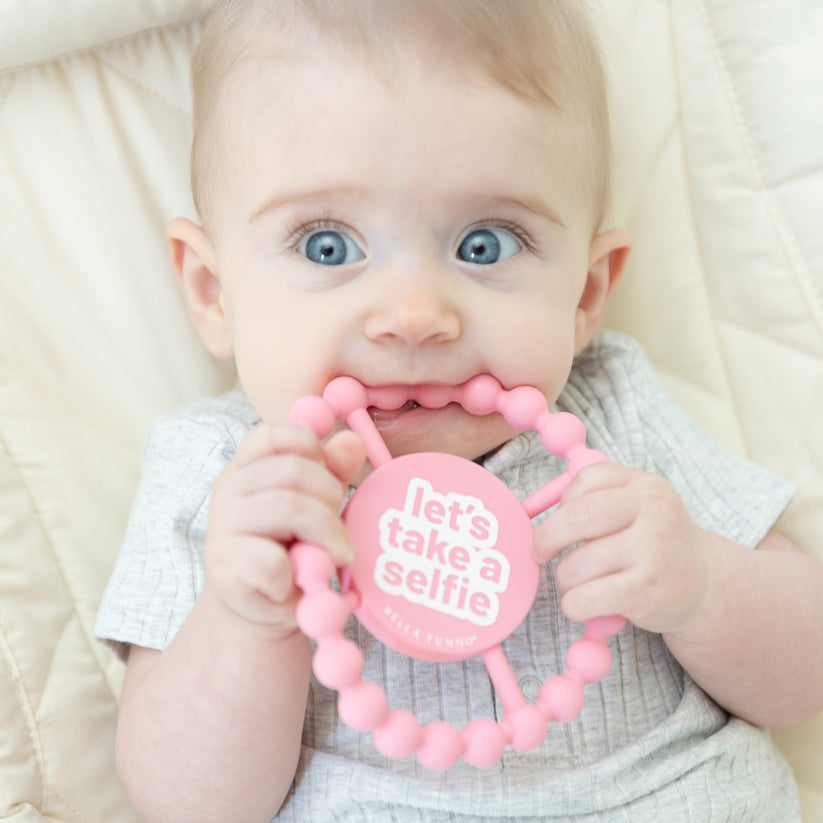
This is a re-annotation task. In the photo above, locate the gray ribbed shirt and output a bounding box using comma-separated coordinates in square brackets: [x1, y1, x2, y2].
[95, 330, 800, 821]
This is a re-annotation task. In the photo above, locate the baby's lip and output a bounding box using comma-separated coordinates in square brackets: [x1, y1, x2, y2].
[368, 398, 422, 425]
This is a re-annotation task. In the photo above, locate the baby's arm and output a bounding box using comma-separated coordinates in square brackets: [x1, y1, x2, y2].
[534, 463, 823, 729]
[115, 423, 365, 823]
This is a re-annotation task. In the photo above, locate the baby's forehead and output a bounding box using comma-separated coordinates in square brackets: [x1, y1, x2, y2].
[211, 36, 581, 155]
[212, 44, 584, 177]
[192, 0, 610, 230]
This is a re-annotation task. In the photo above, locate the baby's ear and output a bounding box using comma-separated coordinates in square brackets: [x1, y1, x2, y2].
[167, 217, 234, 359]
[574, 228, 632, 354]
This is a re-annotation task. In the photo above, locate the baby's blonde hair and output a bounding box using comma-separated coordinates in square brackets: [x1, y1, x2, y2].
[190, 0, 611, 231]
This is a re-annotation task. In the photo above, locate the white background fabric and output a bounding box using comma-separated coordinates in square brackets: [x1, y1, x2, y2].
[1, 1, 821, 820]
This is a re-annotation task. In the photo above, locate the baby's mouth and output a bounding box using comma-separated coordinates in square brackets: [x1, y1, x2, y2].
[359, 382, 466, 433]
[368, 399, 421, 424]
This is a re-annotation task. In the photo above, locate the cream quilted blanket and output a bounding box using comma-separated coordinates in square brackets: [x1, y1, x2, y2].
[1, 1, 820, 820]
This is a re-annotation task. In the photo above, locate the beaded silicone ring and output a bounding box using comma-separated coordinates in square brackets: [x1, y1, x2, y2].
[289, 375, 626, 769]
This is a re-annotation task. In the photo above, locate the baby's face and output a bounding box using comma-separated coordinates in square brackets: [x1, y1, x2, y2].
[205, 46, 602, 462]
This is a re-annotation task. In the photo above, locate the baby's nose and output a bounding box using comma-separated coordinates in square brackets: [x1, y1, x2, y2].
[363, 273, 462, 346]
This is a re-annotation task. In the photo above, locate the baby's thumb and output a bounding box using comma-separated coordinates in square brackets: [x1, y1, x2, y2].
[323, 429, 367, 486]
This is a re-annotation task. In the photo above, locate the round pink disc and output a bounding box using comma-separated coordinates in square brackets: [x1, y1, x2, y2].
[342, 452, 539, 662]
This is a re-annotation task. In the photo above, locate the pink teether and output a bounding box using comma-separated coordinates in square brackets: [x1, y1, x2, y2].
[289, 376, 626, 768]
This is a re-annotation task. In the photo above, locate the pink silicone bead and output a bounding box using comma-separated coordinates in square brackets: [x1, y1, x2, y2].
[368, 385, 409, 410]
[585, 615, 628, 640]
[373, 710, 424, 759]
[323, 376, 368, 419]
[312, 637, 363, 689]
[566, 637, 613, 683]
[419, 384, 455, 409]
[506, 704, 549, 752]
[460, 375, 501, 415]
[295, 590, 350, 637]
[288, 395, 336, 438]
[461, 718, 507, 767]
[417, 723, 464, 770]
[338, 681, 389, 731]
[539, 675, 585, 723]
[567, 447, 608, 475]
[500, 386, 548, 430]
[539, 411, 587, 454]
[290, 543, 334, 590]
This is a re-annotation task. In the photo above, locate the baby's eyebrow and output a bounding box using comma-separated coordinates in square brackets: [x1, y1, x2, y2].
[467, 194, 566, 229]
[248, 187, 566, 230]
[248, 185, 370, 224]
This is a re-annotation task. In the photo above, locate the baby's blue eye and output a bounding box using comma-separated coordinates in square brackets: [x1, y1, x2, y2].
[300, 229, 365, 266]
[457, 227, 521, 265]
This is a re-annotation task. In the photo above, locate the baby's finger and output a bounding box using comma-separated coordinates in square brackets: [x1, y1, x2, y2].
[554, 533, 629, 594]
[235, 490, 354, 565]
[234, 453, 347, 510]
[559, 570, 633, 624]
[533, 486, 637, 564]
[233, 535, 298, 605]
[232, 422, 324, 468]
[322, 429, 367, 487]
[561, 461, 634, 503]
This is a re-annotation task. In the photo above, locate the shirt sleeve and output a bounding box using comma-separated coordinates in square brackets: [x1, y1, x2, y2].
[561, 331, 796, 550]
[94, 402, 252, 659]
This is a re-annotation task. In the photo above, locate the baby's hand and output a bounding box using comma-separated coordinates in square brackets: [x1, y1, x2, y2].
[203, 422, 365, 636]
[533, 463, 711, 635]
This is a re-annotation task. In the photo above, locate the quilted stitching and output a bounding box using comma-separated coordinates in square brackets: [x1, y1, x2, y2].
[0, 416, 135, 819]
[0, 74, 16, 109]
[94, 52, 190, 118]
[696, 0, 823, 331]
[0, 0, 214, 73]
[0, 623, 46, 809]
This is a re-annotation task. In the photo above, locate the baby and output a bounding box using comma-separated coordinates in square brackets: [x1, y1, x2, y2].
[95, 1, 822, 821]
